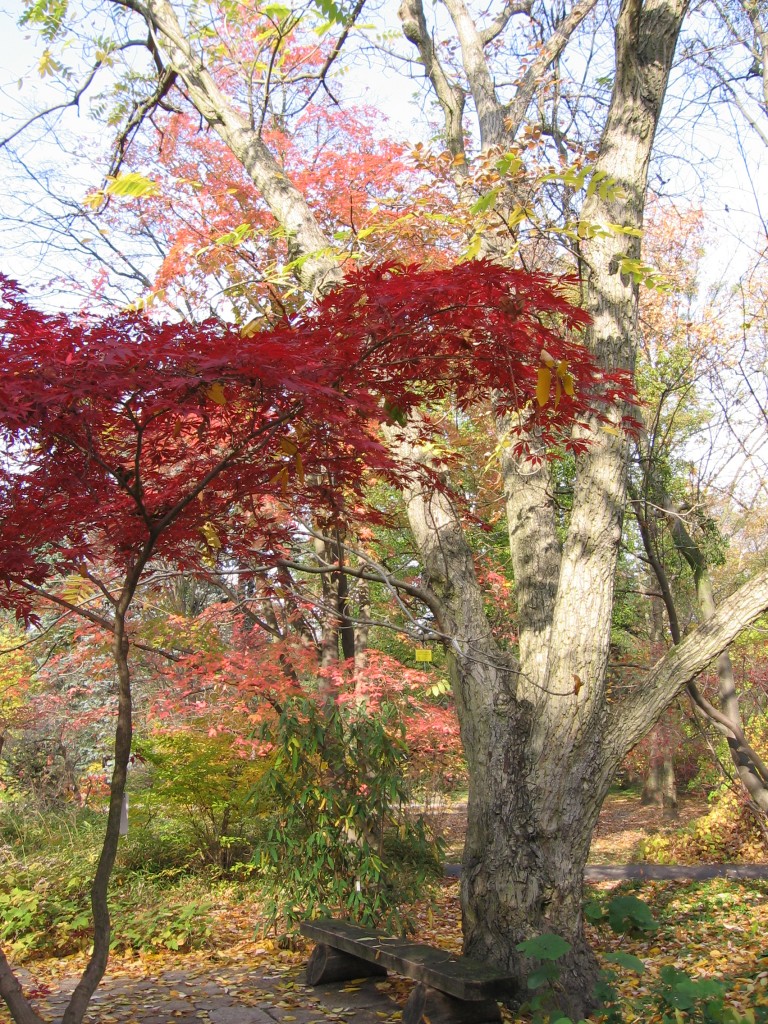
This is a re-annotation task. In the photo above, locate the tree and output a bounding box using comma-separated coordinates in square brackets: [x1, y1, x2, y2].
[0, 261, 623, 1023]
[626, 202, 768, 821]
[6, 0, 768, 1014]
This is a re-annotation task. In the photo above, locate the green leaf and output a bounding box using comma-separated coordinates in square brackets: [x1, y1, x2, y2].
[20, 0, 69, 41]
[527, 962, 559, 988]
[462, 232, 483, 261]
[604, 951, 645, 974]
[313, 0, 346, 24]
[264, 2, 291, 18]
[607, 895, 658, 934]
[583, 899, 607, 923]
[496, 153, 522, 177]
[469, 187, 501, 215]
[105, 173, 159, 199]
[517, 933, 572, 960]
[214, 222, 253, 246]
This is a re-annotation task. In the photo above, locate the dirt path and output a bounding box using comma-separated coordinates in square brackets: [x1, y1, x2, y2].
[431, 790, 714, 864]
[588, 791, 711, 864]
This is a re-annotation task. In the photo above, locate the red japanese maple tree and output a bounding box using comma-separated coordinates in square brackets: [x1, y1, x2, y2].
[0, 262, 634, 1024]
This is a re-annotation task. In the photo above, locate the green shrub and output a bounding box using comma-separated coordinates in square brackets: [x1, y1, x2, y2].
[0, 799, 215, 959]
[248, 695, 444, 935]
[109, 878, 213, 953]
[128, 730, 271, 870]
[0, 806, 99, 958]
[521, 895, 766, 1024]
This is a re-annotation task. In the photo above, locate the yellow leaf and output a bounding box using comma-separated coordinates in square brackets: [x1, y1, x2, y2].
[38, 49, 60, 77]
[539, 348, 557, 368]
[206, 382, 226, 406]
[83, 190, 105, 210]
[270, 467, 289, 496]
[279, 438, 298, 456]
[562, 371, 575, 397]
[536, 366, 552, 407]
[201, 522, 221, 550]
[105, 172, 160, 199]
[295, 452, 305, 487]
[240, 318, 261, 338]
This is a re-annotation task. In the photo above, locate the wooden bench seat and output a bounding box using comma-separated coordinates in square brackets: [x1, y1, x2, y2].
[300, 917, 517, 1024]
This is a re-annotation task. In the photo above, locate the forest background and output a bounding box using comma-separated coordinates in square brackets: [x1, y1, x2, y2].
[1, 0, 768, 1021]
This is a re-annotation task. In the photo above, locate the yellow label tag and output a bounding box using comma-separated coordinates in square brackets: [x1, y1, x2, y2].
[415, 649, 433, 662]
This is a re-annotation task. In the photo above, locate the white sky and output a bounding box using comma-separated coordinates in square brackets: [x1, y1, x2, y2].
[0, 0, 766, 292]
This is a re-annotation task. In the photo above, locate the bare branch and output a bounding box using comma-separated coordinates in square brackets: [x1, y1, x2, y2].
[0, 61, 103, 151]
[480, 0, 532, 45]
[503, 0, 599, 138]
[398, 0, 467, 162]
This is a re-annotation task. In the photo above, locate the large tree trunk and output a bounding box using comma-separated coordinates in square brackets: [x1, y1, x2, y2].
[402, 462, 613, 1013]
[453, 0, 688, 1011]
[119, 0, 768, 1015]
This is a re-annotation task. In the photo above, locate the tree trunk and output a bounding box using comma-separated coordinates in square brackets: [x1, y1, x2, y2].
[1, 555, 147, 1024]
[641, 725, 678, 818]
[60, 573, 141, 1024]
[633, 468, 768, 817]
[459, 699, 611, 1015]
[661, 496, 768, 815]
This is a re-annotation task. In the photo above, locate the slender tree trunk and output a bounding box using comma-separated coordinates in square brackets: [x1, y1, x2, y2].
[61, 571, 141, 1024]
[661, 495, 768, 814]
[641, 726, 678, 817]
[1, 552, 148, 1024]
[0, 949, 44, 1024]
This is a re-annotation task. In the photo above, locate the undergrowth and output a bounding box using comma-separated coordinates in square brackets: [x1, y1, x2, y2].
[639, 788, 768, 864]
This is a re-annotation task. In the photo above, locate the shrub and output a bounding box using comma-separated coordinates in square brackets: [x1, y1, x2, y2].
[127, 730, 271, 870]
[639, 786, 767, 864]
[0, 798, 215, 960]
[247, 694, 444, 935]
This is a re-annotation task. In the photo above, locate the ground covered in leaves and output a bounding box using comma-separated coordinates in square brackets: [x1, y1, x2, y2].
[3, 794, 768, 1024]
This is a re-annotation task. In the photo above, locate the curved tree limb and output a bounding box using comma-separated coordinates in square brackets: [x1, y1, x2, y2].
[397, 0, 467, 162]
[612, 566, 768, 755]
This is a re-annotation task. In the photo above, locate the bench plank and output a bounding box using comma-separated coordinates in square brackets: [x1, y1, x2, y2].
[300, 918, 516, 1002]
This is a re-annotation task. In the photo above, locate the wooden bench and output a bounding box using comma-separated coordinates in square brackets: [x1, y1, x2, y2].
[300, 917, 518, 1024]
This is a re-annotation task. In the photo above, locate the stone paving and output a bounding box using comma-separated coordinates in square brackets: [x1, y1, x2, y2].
[6, 958, 407, 1024]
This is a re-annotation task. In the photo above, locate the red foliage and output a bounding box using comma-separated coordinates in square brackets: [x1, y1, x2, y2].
[0, 261, 635, 622]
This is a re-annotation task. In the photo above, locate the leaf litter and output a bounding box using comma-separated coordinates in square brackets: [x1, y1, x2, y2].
[3, 802, 768, 1024]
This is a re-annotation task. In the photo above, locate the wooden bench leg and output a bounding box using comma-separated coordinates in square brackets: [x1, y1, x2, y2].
[305, 943, 388, 985]
[404, 983, 502, 1024]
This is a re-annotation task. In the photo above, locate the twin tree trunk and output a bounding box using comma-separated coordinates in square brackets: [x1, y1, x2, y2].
[394, 0, 690, 1012]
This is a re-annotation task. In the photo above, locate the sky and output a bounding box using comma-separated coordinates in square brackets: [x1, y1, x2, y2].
[0, 0, 766, 296]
